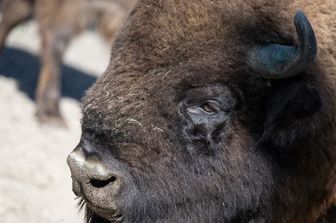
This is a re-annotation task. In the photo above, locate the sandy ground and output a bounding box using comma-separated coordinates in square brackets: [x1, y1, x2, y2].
[0, 21, 110, 223]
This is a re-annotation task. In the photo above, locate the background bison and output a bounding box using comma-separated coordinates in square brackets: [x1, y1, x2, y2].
[0, 0, 136, 125]
[67, 0, 336, 222]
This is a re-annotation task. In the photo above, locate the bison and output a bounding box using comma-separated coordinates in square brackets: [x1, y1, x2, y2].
[0, 0, 136, 125]
[67, 0, 336, 222]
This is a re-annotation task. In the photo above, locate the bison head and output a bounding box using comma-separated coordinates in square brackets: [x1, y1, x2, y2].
[67, 1, 336, 222]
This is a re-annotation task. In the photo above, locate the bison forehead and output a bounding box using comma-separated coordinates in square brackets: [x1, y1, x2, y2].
[109, 0, 294, 64]
[81, 0, 295, 135]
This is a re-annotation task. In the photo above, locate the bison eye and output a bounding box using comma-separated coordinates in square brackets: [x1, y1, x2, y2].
[200, 101, 219, 114]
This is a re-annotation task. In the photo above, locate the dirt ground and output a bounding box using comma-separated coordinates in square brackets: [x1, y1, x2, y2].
[0, 21, 110, 223]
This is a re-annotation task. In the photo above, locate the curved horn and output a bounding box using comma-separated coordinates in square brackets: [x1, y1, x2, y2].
[248, 11, 317, 79]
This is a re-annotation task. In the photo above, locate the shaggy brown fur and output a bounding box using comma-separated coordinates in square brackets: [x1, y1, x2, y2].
[0, 0, 136, 125]
[74, 0, 336, 222]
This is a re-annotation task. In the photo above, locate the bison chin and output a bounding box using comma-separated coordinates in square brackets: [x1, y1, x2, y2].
[78, 198, 122, 223]
[77, 197, 261, 223]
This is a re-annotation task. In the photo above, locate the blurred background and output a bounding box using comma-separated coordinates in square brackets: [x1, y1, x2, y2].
[0, 1, 131, 222]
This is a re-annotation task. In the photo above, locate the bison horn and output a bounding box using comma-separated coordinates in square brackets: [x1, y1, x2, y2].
[248, 11, 317, 79]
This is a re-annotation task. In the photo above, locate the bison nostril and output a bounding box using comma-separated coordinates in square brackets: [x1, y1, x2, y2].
[89, 176, 117, 188]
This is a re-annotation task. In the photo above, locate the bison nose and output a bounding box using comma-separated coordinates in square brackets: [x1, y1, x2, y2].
[67, 147, 123, 197]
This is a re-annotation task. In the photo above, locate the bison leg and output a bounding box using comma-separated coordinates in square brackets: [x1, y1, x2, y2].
[0, 0, 32, 50]
[35, 28, 72, 126]
[92, 1, 132, 43]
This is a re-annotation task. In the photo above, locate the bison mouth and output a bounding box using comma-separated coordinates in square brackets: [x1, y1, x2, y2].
[78, 197, 123, 223]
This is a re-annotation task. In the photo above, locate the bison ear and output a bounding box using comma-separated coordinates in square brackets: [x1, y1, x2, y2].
[260, 76, 323, 148]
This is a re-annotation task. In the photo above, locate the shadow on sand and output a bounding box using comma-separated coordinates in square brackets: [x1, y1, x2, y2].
[0, 47, 97, 101]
